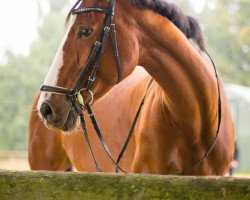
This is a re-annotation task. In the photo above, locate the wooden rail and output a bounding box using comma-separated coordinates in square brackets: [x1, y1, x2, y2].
[0, 170, 249, 200]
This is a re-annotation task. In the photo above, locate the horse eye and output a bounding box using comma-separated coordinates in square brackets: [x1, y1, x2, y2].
[79, 28, 93, 38]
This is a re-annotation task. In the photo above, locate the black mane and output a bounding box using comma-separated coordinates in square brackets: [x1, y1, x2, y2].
[133, 0, 205, 50]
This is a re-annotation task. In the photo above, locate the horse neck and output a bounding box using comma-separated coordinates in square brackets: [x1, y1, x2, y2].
[132, 9, 219, 136]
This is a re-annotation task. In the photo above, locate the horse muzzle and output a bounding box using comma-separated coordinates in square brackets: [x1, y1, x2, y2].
[38, 95, 79, 132]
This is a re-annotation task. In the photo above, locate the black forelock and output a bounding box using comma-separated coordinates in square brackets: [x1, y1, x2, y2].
[132, 0, 205, 50]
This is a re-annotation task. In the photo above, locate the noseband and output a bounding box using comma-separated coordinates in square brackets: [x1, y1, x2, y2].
[40, 0, 222, 175]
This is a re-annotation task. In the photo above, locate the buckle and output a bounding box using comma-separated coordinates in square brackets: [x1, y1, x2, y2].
[76, 89, 94, 106]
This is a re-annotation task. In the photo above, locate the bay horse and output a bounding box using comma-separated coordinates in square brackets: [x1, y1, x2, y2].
[29, 0, 234, 175]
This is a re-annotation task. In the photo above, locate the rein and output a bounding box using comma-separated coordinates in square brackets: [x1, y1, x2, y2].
[40, 0, 222, 175]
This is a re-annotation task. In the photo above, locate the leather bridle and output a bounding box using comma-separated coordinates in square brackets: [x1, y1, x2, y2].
[39, 0, 222, 175]
[41, 0, 121, 101]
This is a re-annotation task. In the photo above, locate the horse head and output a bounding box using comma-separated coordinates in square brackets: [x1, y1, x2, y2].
[38, 0, 139, 131]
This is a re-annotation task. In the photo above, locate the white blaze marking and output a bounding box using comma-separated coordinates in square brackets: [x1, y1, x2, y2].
[37, 15, 76, 110]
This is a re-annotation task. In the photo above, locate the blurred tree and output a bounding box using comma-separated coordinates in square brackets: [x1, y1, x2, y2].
[201, 0, 250, 85]
[0, 0, 69, 150]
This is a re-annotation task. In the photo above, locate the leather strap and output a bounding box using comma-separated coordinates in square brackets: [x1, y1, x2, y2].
[85, 103, 127, 173]
[72, 7, 114, 15]
[115, 79, 153, 172]
[71, 97, 103, 172]
[73, 41, 102, 93]
[111, 23, 122, 82]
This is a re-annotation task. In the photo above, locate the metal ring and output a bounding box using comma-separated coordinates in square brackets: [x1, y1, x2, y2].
[78, 88, 94, 105]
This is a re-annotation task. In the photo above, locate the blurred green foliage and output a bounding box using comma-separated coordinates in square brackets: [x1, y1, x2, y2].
[0, 0, 68, 150]
[201, 0, 250, 85]
[0, 0, 249, 150]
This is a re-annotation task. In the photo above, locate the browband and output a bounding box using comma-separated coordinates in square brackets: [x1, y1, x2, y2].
[72, 7, 114, 15]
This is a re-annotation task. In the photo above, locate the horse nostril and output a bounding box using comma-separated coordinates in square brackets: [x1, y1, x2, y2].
[40, 103, 53, 122]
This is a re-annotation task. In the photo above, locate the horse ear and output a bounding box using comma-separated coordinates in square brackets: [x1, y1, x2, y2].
[186, 16, 205, 50]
